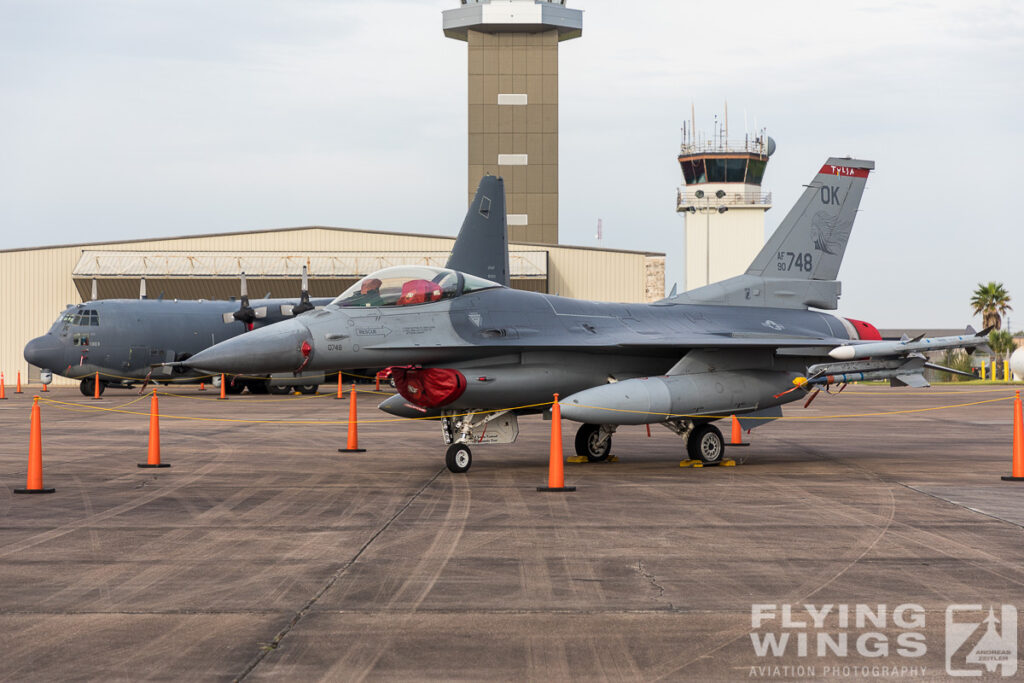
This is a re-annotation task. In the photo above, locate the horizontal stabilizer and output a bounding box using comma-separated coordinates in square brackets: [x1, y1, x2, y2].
[892, 374, 929, 388]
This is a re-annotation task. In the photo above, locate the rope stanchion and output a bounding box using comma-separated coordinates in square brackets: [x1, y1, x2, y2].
[91, 371, 101, 400]
[14, 397, 54, 494]
[218, 374, 227, 400]
[335, 373, 343, 400]
[538, 393, 574, 492]
[138, 390, 170, 468]
[199, 382, 205, 391]
[0, 372, 6, 400]
[339, 384, 366, 453]
[16, 371, 23, 394]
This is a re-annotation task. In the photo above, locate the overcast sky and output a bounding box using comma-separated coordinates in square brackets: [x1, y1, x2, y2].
[2, 0, 1022, 328]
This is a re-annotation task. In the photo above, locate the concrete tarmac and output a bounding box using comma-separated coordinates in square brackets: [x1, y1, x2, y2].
[1, 383, 1023, 681]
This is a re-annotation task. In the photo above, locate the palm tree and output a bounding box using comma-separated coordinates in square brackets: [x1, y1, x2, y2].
[971, 282, 1012, 330]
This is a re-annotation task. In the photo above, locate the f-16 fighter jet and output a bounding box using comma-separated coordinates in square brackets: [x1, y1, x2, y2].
[182, 159, 983, 473]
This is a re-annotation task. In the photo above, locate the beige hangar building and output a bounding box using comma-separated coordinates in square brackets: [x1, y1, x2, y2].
[0, 227, 664, 387]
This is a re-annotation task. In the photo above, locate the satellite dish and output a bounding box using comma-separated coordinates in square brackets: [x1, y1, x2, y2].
[766, 136, 777, 157]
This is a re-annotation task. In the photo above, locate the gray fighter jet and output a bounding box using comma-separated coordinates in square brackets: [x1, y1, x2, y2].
[23, 176, 511, 397]
[182, 158, 983, 473]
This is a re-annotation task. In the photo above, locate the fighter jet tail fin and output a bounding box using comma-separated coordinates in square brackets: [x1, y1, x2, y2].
[445, 175, 511, 286]
[746, 157, 874, 281]
[665, 157, 874, 310]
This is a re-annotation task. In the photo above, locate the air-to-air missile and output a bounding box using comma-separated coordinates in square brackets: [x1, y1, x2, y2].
[827, 327, 990, 361]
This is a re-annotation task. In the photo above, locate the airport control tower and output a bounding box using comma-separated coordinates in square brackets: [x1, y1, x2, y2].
[677, 121, 775, 290]
[444, 0, 582, 244]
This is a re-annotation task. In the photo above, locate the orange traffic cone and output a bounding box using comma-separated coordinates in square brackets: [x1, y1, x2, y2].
[335, 372, 344, 399]
[139, 390, 170, 468]
[41, 381, 47, 392]
[14, 397, 55, 494]
[1002, 391, 1024, 481]
[538, 394, 575, 492]
[16, 371, 23, 394]
[338, 383, 366, 452]
[0, 372, 6, 400]
[218, 374, 228, 400]
[730, 415, 749, 447]
[91, 371, 101, 400]
[199, 381, 205, 391]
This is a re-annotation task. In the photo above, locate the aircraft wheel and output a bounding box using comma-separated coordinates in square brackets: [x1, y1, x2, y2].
[247, 380, 270, 395]
[687, 423, 724, 464]
[574, 423, 611, 462]
[268, 384, 290, 395]
[80, 377, 105, 396]
[445, 443, 472, 474]
[299, 384, 318, 395]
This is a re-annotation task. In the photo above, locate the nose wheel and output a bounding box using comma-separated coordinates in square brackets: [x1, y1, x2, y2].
[445, 443, 472, 473]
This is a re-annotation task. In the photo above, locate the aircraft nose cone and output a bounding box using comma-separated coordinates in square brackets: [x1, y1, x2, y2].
[185, 318, 311, 375]
[24, 334, 65, 370]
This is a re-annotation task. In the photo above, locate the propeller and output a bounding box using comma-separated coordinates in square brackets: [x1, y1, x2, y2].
[290, 265, 314, 316]
[224, 272, 268, 330]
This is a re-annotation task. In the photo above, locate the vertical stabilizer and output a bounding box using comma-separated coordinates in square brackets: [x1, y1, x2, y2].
[445, 175, 510, 286]
[667, 157, 874, 309]
[747, 157, 874, 281]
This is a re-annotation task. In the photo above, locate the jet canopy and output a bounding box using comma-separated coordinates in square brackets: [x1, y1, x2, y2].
[330, 266, 502, 309]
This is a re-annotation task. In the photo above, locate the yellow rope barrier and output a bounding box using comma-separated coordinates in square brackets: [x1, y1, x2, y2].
[35, 389, 1017, 426]
[36, 396, 554, 425]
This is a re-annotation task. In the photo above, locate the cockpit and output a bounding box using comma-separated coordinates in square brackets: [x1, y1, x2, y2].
[61, 309, 101, 326]
[330, 266, 502, 308]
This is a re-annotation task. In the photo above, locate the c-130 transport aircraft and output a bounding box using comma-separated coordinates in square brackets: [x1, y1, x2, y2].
[181, 158, 984, 473]
[23, 268, 335, 396]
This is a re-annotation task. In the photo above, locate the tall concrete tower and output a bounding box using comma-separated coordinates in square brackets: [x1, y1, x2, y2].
[444, 0, 582, 244]
[677, 119, 775, 290]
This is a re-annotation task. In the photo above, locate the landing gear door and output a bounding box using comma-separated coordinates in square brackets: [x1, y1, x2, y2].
[442, 411, 520, 445]
[476, 414, 519, 444]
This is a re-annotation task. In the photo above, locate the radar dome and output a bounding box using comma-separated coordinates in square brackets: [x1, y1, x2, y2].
[766, 136, 777, 157]
[1011, 347, 1024, 380]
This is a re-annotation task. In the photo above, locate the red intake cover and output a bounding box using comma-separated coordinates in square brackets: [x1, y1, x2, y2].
[845, 318, 882, 340]
[388, 367, 467, 408]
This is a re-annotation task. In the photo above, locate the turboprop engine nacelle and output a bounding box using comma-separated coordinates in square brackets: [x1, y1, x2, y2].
[559, 371, 795, 425]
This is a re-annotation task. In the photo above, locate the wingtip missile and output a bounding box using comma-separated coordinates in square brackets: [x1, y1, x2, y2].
[829, 328, 991, 361]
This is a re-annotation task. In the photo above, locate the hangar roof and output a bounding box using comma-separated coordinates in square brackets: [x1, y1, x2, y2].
[2, 225, 664, 258]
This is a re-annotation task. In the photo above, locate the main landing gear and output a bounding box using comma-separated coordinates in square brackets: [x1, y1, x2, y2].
[80, 376, 106, 396]
[574, 423, 616, 462]
[662, 419, 726, 465]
